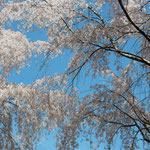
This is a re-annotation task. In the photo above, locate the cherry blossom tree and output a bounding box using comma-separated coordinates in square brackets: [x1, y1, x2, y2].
[0, 0, 150, 149]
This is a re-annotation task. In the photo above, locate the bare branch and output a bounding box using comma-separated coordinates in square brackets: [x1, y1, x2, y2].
[118, 0, 150, 42]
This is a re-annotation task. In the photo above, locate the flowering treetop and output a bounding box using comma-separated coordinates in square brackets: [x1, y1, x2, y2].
[0, 0, 150, 149]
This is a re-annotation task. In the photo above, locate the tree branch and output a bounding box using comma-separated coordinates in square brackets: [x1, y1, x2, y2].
[118, 0, 150, 42]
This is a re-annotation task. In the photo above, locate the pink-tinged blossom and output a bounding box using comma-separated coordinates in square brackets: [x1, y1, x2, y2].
[0, 0, 149, 150]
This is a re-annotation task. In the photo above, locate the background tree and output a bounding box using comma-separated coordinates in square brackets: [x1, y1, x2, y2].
[0, 0, 150, 149]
